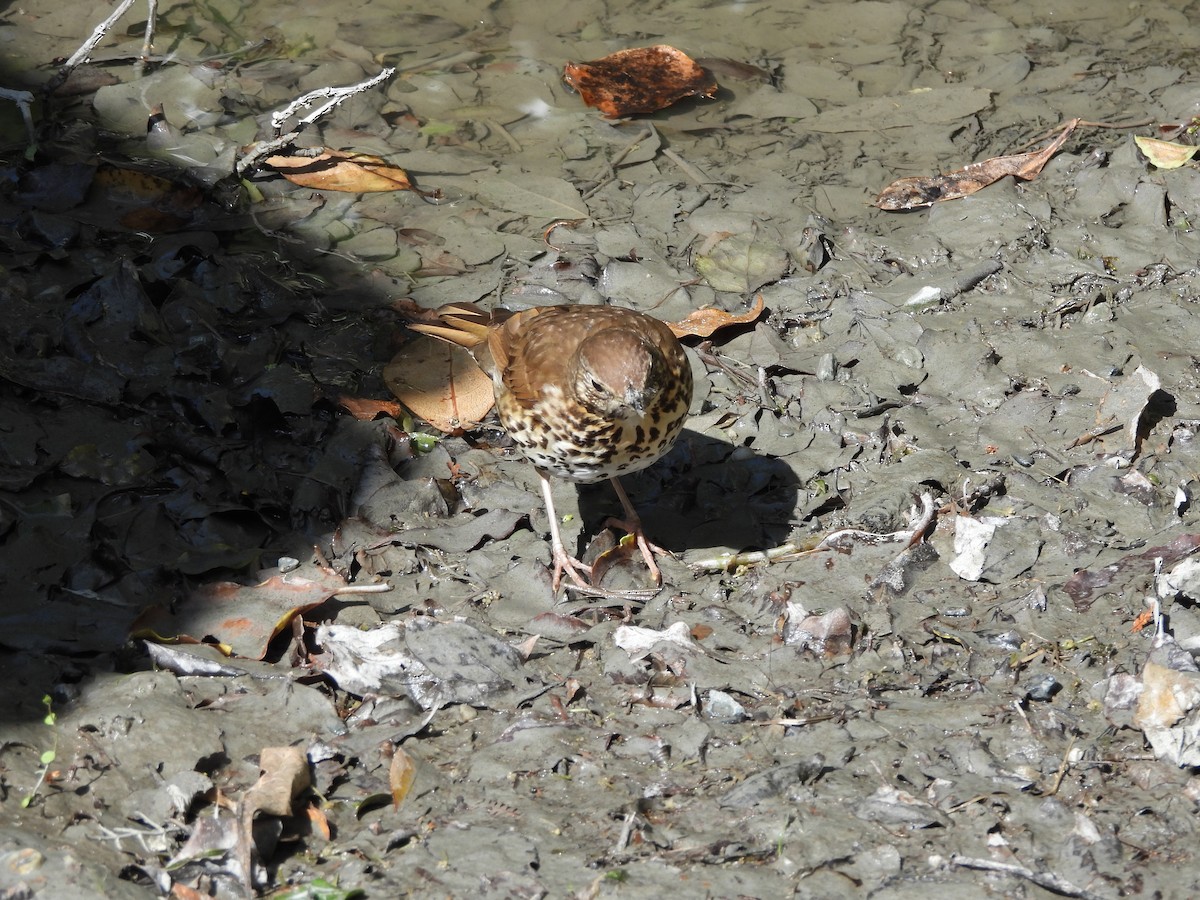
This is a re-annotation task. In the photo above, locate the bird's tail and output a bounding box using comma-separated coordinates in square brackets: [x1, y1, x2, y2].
[407, 302, 497, 351]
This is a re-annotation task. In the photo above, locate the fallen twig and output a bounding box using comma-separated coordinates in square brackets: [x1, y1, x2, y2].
[691, 492, 935, 572]
[47, 0, 137, 94]
[949, 854, 1108, 900]
[132, 0, 158, 79]
[236, 68, 396, 177]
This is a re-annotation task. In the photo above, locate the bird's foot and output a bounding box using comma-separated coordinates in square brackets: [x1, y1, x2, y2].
[550, 543, 594, 592]
[602, 515, 670, 586]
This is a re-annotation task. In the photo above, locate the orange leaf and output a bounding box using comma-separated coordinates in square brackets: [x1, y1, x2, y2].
[389, 745, 417, 809]
[383, 335, 495, 432]
[337, 396, 407, 421]
[669, 294, 766, 338]
[306, 804, 332, 840]
[563, 45, 719, 118]
[263, 148, 417, 193]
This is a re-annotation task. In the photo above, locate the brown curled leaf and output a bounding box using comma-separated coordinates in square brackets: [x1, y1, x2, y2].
[669, 294, 766, 338]
[875, 118, 1079, 210]
[563, 45, 719, 118]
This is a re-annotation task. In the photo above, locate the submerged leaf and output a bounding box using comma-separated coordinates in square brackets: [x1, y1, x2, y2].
[694, 229, 788, 292]
[132, 568, 355, 659]
[263, 149, 418, 193]
[563, 45, 719, 118]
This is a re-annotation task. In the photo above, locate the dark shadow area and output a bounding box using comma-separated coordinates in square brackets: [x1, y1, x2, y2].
[575, 427, 800, 558]
[0, 43, 415, 721]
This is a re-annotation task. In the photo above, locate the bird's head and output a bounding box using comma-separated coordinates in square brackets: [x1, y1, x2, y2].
[572, 329, 664, 420]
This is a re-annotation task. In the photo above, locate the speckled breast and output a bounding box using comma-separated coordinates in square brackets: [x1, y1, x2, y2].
[497, 364, 692, 484]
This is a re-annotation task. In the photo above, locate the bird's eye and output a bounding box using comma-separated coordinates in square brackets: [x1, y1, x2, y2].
[589, 378, 603, 391]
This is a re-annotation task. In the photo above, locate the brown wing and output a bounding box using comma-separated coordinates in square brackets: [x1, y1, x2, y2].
[491, 306, 585, 409]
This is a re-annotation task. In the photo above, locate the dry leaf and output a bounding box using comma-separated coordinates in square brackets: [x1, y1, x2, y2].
[669, 295, 766, 338]
[1134, 135, 1199, 169]
[384, 335, 495, 432]
[563, 45, 719, 118]
[131, 569, 354, 659]
[337, 395, 407, 421]
[875, 118, 1079, 210]
[243, 746, 311, 818]
[306, 805, 331, 841]
[237, 746, 311, 894]
[389, 745, 417, 809]
[263, 148, 420, 193]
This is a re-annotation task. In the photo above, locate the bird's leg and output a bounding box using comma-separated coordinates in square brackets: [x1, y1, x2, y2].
[538, 470, 593, 590]
[603, 477, 669, 585]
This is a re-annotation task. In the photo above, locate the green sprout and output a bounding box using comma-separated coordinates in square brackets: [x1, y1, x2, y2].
[20, 694, 59, 808]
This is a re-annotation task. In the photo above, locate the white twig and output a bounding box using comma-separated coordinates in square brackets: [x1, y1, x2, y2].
[133, 0, 158, 78]
[270, 67, 395, 132]
[236, 68, 396, 177]
[54, 0, 137, 86]
[331, 582, 394, 595]
[949, 854, 1108, 900]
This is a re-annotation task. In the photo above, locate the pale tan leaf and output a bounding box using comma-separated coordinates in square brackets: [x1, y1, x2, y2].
[243, 746, 311, 818]
[384, 335, 495, 432]
[1134, 136, 1199, 169]
[264, 148, 416, 193]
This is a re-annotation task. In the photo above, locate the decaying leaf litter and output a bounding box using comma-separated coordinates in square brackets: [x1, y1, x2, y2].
[3, 0, 1200, 895]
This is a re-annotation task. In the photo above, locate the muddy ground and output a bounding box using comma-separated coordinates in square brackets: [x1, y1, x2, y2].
[3, 0, 1200, 896]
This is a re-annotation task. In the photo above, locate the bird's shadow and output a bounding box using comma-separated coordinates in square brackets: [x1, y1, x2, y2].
[575, 427, 801, 559]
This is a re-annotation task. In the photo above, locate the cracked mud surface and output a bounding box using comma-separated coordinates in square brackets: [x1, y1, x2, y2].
[3, 0, 1200, 896]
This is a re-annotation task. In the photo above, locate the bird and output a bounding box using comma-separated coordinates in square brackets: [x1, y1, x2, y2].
[409, 302, 693, 590]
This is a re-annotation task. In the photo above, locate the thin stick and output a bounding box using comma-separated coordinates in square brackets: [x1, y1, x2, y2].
[48, 0, 137, 93]
[269, 67, 395, 132]
[691, 492, 934, 572]
[661, 145, 710, 185]
[133, 0, 158, 79]
[235, 68, 396, 177]
[1016, 116, 1155, 151]
[949, 855, 1108, 900]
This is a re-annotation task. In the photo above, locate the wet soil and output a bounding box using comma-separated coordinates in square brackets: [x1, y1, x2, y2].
[3, 0, 1200, 897]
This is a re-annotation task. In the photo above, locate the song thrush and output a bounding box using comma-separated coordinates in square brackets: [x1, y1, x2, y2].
[410, 302, 692, 590]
